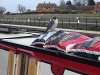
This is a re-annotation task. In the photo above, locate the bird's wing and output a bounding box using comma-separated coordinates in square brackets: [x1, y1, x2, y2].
[44, 19, 54, 33]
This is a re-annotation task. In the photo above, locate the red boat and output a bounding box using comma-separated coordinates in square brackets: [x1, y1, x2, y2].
[0, 31, 100, 75]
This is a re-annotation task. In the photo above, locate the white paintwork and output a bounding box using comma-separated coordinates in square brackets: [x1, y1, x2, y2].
[63, 69, 81, 75]
[38, 62, 53, 75]
[37, 61, 42, 75]
[0, 49, 8, 75]
[0, 33, 39, 46]
[4, 38, 37, 46]
[0, 33, 31, 38]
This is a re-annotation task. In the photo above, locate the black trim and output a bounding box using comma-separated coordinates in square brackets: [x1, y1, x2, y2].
[59, 53, 100, 68]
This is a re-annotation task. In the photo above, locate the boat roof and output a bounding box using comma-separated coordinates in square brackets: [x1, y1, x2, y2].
[0, 33, 40, 46]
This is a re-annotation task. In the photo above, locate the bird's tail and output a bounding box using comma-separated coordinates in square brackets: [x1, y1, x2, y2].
[43, 29, 48, 34]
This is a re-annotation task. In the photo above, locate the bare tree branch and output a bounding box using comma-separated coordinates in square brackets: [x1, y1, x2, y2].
[73, 0, 88, 6]
[0, 6, 6, 13]
[17, 4, 26, 13]
[59, 0, 66, 10]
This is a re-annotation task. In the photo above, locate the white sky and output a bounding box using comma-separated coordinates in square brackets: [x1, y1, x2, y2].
[0, 0, 99, 13]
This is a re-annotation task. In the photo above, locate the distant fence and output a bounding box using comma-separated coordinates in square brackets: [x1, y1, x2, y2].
[0, 18, 100, 31]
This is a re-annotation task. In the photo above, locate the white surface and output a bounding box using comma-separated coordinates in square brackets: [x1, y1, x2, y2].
[4, 38, 36, 45]
[63, 69, 81, 75]
[0, 33, 39, 45]
[39, 62, 53, 75]
[0, 33, 32, 38]
[0, 49, 8, 75]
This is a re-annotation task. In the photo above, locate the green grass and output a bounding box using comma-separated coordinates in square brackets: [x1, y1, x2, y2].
[3, 13, 100, 19]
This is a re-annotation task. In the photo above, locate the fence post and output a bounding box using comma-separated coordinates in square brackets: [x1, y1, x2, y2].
[39, 18, 40, 26]
[26, 18, 27, 25]
[69, 18, 70, 29]
[86, 18, 87, 30]
[7, 18, 8, 24]
[0, 18, 2, 23]
[96, 19, 97, 31]
[12, 18, 13, 24]
[30, 18, 31, 26]
[2, 18, 3, 23]
[19, 18, 20, 25]
[77, 19, 78, 29]
[44, 18, 45, 27]
[22, 18, 23, 25]
[10, 18, 11, 24]
[2, 18, 3, 24]
[4, 18, 5, 24]
[6, 18, 8, 24]
[3, 18, 4, 24]
[10, 18, 12, 24]
[0, 18, 1, 23]
[6, 18, 7, 24]
[62, 18, 63, 28]
[34, 18, 35, 26]
[5, 18, 7, 24]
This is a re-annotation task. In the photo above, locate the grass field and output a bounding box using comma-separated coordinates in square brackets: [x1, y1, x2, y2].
[3, 13, 100, 19]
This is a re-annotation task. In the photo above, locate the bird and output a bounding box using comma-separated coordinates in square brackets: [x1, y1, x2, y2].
[44, 16, 58, 34]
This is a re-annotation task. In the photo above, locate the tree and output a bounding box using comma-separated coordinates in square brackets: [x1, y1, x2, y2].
[21, 6, 26, 13]
[59, 0, 66, 10]
[88, 0, 95, 5]
[17, 4, 26, 13]
[73, 0, 88, 6]
[6, 11, 10, 15]
[17, 4, 22, 13]
[76, 1, 82, 6]
[73, 0, 82, 6]
[0, 6, 6, 13]
[81, 0, 88, 6]
[27, 9, 31, 12]
[66, 0, 72, 5]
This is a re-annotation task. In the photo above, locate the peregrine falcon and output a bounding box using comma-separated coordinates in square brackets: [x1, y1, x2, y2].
[44, 16, 58, 34]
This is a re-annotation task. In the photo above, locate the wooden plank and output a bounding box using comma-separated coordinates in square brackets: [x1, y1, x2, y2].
[12, 54, 17, 75]
[17, 53, 22, 75]
[24, 55, 29, 75]
[7, 51, 14, 75]
[14, 54, 19, 75]
[16, 54, 30, 75]
[28, 57, 37, 75]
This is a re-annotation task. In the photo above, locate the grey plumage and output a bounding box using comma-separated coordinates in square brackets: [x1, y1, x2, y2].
[44, 16, 58, 34]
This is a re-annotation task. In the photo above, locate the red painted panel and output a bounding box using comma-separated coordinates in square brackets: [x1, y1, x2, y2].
[0, 42, 100, 75]
[59, 58, 100, 75]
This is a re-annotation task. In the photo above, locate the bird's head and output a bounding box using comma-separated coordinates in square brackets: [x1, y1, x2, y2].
[52, 16, 57, 20]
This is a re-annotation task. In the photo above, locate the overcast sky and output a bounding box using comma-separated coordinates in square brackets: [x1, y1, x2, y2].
[0, 0, 99, 13]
